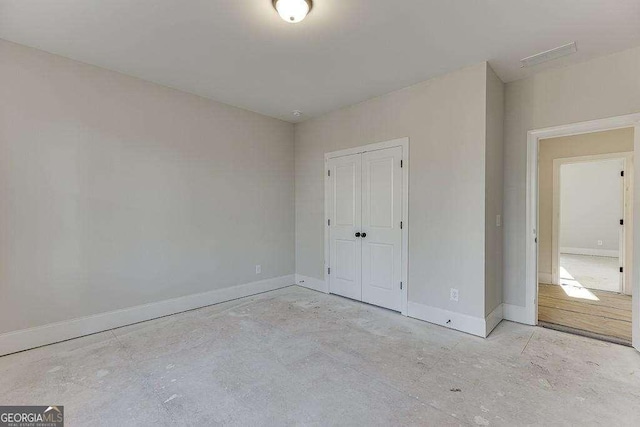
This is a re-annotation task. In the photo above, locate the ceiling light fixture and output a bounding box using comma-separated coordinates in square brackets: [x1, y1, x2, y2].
[273, 0, 312, 24]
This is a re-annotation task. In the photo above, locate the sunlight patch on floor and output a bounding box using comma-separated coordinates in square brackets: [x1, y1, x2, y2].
[559, 266, 600, 301]
[559, 254, 620, 293]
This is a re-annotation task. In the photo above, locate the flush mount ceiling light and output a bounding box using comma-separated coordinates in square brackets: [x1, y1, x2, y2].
[273, 0, 312, 24]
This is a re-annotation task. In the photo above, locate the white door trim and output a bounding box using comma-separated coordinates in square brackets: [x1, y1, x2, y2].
[635, 123, 640, 351]
[525, 113, 640, 351]
[324, 137, 409, 315]
[551, 152, 633, 294]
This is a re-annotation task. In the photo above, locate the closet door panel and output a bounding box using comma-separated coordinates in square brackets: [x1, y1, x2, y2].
[328, 154, 362, 301]
[361, 147, 403, 311]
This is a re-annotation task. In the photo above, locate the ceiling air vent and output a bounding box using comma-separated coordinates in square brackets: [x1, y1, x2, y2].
[520, 42, 577, 68]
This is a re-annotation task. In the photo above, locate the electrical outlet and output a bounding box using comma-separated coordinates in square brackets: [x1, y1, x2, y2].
[597, 240, 603, 246]
[255, 265, 261, 274]
[450, 288, 459, 302]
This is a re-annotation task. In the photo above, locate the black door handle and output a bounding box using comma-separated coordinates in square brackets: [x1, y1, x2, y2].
[361, 232, 367, 238]
[355, 232, 361, 237]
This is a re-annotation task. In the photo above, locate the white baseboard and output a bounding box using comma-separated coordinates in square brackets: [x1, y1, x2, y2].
[407, 302, 488, 338]
[503, 303, 534, 325]
[561, 247, 619, 257]
[538, 272, 553, 284]
[0, 274, 295, 356]
[485, 304, 504, 337]
[295, 274, 329, 293]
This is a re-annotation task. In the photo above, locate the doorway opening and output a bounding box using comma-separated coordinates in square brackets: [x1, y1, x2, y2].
[539, 141, 633, 344]
[530, 124, 638, 346]
[556, 157, 630, 294]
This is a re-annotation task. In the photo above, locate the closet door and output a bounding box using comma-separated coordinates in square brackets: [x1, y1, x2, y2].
[361, 146, 403, 311]
[328, 154, 362, 301]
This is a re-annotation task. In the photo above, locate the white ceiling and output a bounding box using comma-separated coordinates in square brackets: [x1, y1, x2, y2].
[1, 1, 639, 122]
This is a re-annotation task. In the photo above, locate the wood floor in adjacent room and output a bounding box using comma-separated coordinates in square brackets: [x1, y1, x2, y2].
[538, 283, 632, 344]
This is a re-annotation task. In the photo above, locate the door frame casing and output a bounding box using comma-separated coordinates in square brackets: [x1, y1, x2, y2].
[324, 137, 410, 315]
[551, 152, 633, 294]
[525, 113, 640, 351]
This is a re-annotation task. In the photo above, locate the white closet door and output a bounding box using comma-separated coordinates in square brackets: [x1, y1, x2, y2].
[329, 154, 362, 301]
[361, 146, 403, 311]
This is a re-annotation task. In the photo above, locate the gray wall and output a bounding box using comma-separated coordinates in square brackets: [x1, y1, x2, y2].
[485, 65, 505, 316]
[295, 63, 489, 318]
[560, 159, 623, 253]
[504, 46, 640, 307]
[0, 40, 295, 334]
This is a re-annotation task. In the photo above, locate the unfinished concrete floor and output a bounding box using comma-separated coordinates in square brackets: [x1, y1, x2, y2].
[560, 253, 620, 293]
[1, 286, 639, 426]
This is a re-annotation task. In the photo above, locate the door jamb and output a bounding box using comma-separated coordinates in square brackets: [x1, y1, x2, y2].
[525, 113, 640, 351]
[324, 137, 410, 315]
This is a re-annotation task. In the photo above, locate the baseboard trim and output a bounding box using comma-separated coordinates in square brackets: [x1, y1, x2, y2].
[407, 302, 487, 338]
[0, 274, 295, 356]
[561, 247, 619, 258]
[295, 274, 329, 294]
[485, 304, 504, 337]
[503, 303, 533, 325]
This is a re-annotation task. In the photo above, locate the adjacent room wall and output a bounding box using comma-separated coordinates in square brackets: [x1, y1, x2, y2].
[0, 40, 295, 337]
[537, 129, 633, 281]
[503, 46, 640, 313]
[560, 159, 624, 255]
[485, 65, 505, 317]
[295, 62, 491, 327]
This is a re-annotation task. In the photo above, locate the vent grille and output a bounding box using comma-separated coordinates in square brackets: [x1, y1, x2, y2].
[521, 42, 577, 68]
